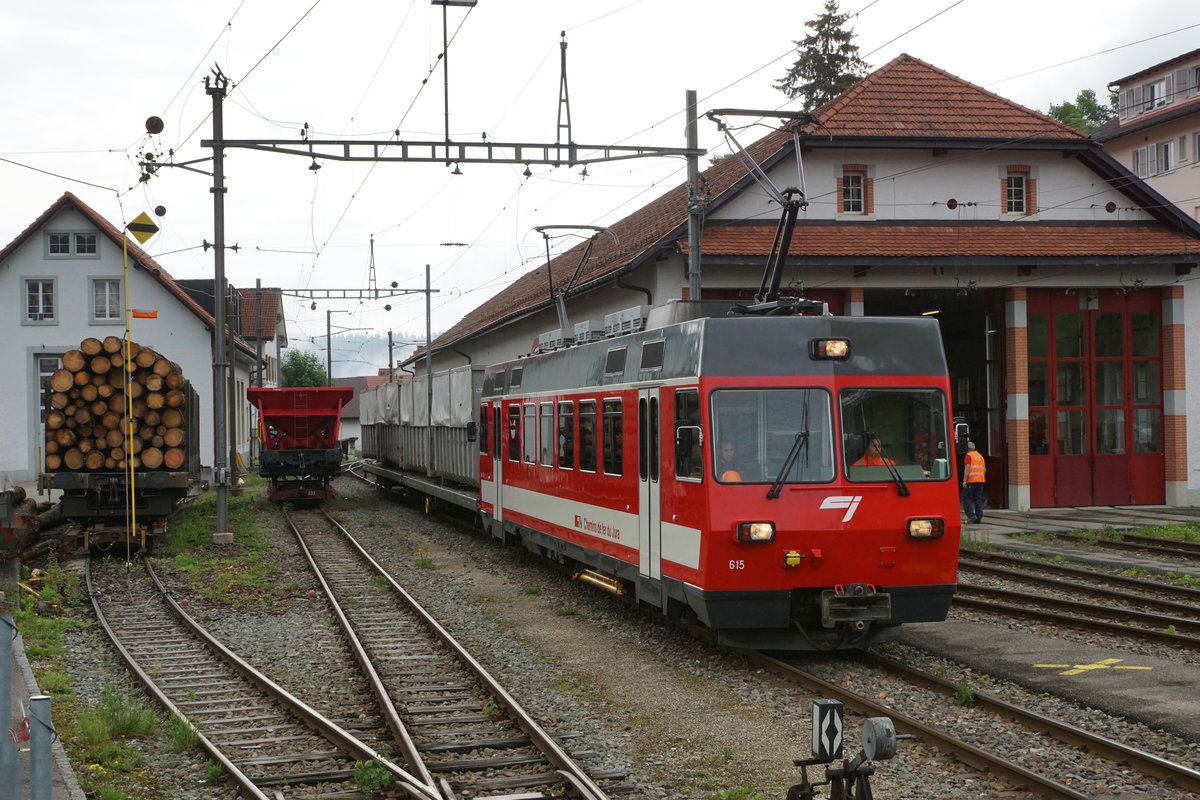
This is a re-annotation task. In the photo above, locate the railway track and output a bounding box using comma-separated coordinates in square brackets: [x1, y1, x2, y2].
[87, 558, 437, 800]
[957, 551, 1200, 649]
[283, 506, 616, 800]
[1044, 530, 1200, 561]
[744, 649, 1200, 800]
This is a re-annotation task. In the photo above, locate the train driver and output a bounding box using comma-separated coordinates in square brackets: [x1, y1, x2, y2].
[717, 441, 744, 482]
[853, 434, 895, 467]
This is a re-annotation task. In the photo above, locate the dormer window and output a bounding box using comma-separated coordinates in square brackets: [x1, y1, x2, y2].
[837, 164, 873, 217]
[1001, 165, 1035, 218]
[1144, 79, 1167, 111]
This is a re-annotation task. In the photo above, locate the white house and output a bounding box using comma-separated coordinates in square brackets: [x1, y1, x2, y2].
[0, 192, 258, 482]
[407, 54, 1200, 510]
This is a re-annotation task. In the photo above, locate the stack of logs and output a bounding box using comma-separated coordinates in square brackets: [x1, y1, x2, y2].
[44, 336, 188, 473]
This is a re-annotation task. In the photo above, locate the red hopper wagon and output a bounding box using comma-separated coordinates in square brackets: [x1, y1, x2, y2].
[248, 387, 355, 503]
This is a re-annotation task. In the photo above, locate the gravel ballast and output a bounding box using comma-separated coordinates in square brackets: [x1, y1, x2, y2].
[29, 474, 1200, 799]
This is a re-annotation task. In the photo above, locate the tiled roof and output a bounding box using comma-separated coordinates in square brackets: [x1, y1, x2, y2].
[238, 287, 285, 341]
[688, 222, 1200, 260]
[799, 54, 1086, 141]
[0, 192, 256, 357]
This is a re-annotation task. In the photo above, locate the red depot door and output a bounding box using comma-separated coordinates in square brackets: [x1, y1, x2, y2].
[1027, 290, 1163, 507]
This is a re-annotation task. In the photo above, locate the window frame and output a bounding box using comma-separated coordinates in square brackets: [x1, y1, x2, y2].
[91, 277, 123, 324]
[45, 230, 100, 259]
[601, 398, 623, 476]
[1005, 174, 1026, 214]
[842, 172, 864, 213]
[673, 388, 703, 482]
[23, 277, 57, 325]
[523, 403, 537, 464]
[557, 401, 575, 470]
[578, 400, 598, 473]
[539, 402, 554, 467]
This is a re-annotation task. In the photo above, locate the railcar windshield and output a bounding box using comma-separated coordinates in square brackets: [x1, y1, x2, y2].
[840, 388, 950, 482]
[711, 388, 834, 484]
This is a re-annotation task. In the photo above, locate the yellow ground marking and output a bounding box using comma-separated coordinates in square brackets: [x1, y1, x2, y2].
[1033, 658, 1153, 675]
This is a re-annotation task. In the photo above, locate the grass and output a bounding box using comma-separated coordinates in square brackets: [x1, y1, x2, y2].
[163, 479, 307, 610]
[15, 554, 86, 659]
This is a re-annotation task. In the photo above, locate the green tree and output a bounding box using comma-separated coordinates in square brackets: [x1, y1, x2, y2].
[1047, 89, 1116, 133]
[775, 0, 870, 111]
[281, 349, 327, 387]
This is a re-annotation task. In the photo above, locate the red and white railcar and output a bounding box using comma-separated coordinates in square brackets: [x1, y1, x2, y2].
[473, 307, 960, 649]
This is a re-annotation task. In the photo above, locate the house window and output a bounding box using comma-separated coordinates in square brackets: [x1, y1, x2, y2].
[46, 231, 99, 258]
[838, 165, 872, 216]
[1005, 175, 1026, 214]
[843, 173, 863, 213]
[1157, 140, 1174, 174]
[1002, 165, 1034, 216]
[75, 233, 97, 254]
[48, 233, 71, 255]
[25, 279, 55, 323]
[1145, 79, 1167, 110]
[92, 278, 122, 321]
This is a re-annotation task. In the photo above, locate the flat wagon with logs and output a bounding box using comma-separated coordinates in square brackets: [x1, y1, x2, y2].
[37, 336, 201, 549]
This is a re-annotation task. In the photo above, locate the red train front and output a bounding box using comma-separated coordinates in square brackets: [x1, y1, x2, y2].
[248, 387, 355, 503]
[477, 311, 961, 649]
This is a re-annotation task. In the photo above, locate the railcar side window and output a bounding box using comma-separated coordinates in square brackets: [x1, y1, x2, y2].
[674, 388, 703, 480]
[602, 398, 623, 475]
[539, 403, 554, 466]
[478, 404, 489, 455]
[557, 402, 574, 469]
[579, 400, 597, 472]
[840, 388, 950, 481]
[507, 405, 520, 462]
[710, 388, 834, 484]
[523, 404, 537, 463]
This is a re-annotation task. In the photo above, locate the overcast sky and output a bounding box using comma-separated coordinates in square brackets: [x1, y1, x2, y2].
[2, 0, 1195, 371]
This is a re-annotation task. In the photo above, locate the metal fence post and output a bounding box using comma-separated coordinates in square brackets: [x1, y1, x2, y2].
[29, 694, 51, 800]
[0, 612, 21, 800]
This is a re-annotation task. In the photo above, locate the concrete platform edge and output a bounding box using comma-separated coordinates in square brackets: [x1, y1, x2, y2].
[11, 631, 87, 800]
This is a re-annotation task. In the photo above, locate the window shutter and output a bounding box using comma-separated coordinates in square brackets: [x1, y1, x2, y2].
[1164, 73, 1175, 106]
[1132, 85, 1144, 114]
[1175, 67, 1192, 98]
[1147, 145, 1158, 176]
[1118, 89, 1128, 120]
[1136, 146, 1148, 178]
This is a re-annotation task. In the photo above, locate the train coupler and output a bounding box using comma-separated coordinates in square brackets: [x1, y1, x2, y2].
[819, 583, 890, 629]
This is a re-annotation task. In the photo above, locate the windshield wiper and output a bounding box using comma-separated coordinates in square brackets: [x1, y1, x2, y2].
[877, 441, 911, 497]
[768, 431, 809, 500]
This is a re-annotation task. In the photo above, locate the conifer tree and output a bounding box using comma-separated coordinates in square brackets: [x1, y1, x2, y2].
[775, 0, 870, 111]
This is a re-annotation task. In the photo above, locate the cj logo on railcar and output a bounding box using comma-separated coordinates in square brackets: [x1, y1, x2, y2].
[820, 496, 863, 522]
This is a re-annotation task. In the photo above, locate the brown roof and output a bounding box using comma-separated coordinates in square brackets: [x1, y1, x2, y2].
[238, 287, 286, 341]
[801, 54, 1086, 141]
[689, 222, 1200, 260]
[0, 192, 256, 356]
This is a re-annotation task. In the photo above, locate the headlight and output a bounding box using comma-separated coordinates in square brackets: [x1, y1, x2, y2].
[810, 338, 850, 360]
[907, 518, 945, 539]
[736, 521, 776, 542]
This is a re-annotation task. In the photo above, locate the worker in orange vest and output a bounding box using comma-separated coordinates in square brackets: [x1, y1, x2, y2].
[962, 441, 986, 523]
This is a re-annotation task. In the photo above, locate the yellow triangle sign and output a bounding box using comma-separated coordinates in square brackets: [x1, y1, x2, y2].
[127, 212, 159, 244]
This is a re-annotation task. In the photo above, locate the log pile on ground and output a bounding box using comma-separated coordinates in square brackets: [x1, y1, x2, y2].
[43, 336, 188, 473]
